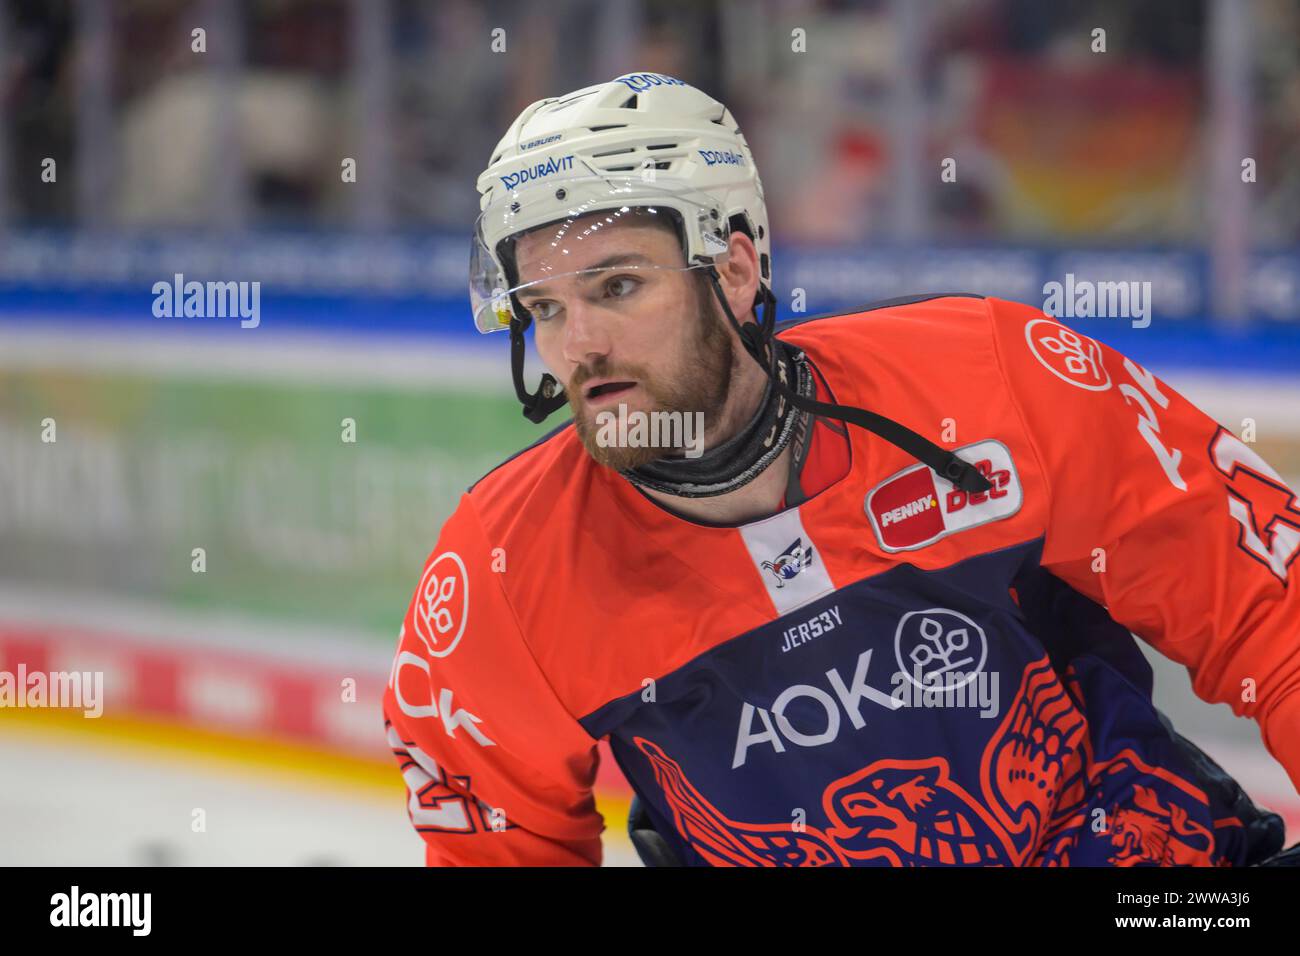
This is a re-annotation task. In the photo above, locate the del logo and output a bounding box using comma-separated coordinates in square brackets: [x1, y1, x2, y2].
[761, 538, 813, 588]
[865, 439, 1022, 552]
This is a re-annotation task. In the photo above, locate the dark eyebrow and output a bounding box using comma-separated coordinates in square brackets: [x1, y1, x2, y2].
[514, 253, 653, 301]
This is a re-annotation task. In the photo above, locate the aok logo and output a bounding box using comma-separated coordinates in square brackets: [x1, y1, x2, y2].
[413, 552, 469, 659]
[1025, 318, 1111, 391]
[391, 651, 494, 747]
[732, 649, 897, 769]
[893, 608, 988, 692]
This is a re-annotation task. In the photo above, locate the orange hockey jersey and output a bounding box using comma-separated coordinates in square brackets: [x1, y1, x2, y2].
[382, 294, 1300, 866]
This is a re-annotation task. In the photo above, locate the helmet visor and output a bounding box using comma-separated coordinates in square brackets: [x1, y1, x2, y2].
[468, 174, 731, 333]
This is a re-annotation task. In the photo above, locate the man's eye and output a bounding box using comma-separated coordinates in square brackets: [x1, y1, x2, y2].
[529, 300, 560, 322]
[605, 275, 641, 298]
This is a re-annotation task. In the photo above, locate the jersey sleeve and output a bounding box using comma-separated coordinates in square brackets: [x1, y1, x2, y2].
[985, 296, 1300, 794]
[381, 494, 605, 865]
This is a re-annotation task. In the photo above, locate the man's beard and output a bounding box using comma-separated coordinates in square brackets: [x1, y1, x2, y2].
[570, 279, 734, 471]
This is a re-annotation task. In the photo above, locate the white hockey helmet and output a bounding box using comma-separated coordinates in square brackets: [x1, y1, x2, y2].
[469, 71, 772, 334]
[464, 73, 993, 493]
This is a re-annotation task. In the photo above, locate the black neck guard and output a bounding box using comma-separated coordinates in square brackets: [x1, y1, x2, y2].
[620, 339, 813, 498]
[505, 270, 993, 496]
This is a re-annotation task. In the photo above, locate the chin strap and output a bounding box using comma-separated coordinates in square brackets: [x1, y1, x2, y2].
[510, 310, 568, 424]
[706, 269, 992, 494]
[621, 339, 812, 498]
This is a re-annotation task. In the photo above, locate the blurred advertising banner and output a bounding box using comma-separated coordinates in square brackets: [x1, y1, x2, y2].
[0, 338, 537, 643]
[2, 231, 1298, 330]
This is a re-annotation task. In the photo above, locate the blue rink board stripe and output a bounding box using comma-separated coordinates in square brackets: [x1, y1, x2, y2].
[1, 288, 1298, 373]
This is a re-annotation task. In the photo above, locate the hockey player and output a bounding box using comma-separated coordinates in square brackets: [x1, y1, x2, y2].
[382, 72, 1300, 867]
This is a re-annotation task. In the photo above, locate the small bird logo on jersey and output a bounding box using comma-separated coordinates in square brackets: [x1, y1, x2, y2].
[761, 538, 814, 588]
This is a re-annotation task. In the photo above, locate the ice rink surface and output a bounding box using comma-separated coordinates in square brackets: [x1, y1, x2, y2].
[1, 712, 1291, 868]
[0, 722, 644, 867]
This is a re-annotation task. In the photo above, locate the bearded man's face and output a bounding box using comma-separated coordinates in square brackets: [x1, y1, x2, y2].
[517, 214, 734, 470]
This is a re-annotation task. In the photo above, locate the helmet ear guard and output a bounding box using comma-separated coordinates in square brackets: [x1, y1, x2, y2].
[508, 307, 568, 424]
[497, 252, 555, 424]
[496, 237, 567, 423]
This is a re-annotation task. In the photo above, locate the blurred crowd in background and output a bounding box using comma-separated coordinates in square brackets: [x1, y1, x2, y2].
[2, 0, 1297, 244]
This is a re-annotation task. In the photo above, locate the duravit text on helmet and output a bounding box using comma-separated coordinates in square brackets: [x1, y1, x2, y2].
[698, 149, 746, 167]
[500, 154, 576, 189]
[615, 72, 688, 92]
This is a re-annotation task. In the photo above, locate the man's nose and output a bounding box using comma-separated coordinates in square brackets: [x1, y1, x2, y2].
[561, 298, 612, 365]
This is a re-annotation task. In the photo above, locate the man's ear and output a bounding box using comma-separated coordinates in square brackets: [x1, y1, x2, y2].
[718, 230, 760, 318]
